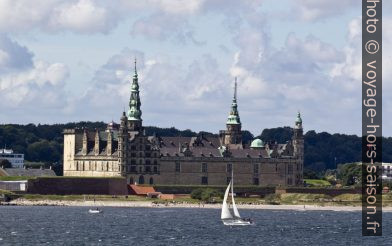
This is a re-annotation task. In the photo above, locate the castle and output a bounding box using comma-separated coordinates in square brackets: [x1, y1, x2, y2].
[63, 61, 304, 186]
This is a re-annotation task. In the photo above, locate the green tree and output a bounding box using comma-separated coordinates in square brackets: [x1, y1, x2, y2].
[0, 159, 12, 168]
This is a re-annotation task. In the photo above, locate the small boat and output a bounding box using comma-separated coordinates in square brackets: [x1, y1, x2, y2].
[88, 208, 102, 214]
[221, 171, 253, 226]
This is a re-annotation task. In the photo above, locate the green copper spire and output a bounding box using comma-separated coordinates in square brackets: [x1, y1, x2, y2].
[127, 58, 142, 121]
[226, 77, 241, 125]
[296, 111, 302, 124]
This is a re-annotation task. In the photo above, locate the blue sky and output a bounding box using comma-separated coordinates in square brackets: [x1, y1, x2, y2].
[0, 0, 391, 137]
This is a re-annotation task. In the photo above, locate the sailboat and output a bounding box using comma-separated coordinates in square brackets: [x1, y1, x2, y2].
[221, 171, 253, 226]
[88, 197, 103, 214]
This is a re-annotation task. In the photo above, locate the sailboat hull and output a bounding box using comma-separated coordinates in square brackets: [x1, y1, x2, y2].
[222, 219, 253, 226]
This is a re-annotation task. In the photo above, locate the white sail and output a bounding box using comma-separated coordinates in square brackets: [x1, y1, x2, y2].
[221, 180, 233, 219]
[231, 179, 241, 218]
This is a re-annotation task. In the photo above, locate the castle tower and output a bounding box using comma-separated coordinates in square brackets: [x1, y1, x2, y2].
[293, 112, 304, 185]
[220, 78, 242, 146]
[293, 112, 304, 157]
[127, 59, 143, 132]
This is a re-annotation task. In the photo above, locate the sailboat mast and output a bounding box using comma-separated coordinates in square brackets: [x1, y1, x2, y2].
[230, 168, 233, 208]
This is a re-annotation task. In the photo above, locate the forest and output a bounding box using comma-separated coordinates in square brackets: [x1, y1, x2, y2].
[1, 122, 391, 177]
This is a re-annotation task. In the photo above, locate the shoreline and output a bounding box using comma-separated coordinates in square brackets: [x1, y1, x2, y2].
[2, 199, 392, 212]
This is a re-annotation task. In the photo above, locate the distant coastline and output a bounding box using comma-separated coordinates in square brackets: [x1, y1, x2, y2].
[3, 199, 392, 212]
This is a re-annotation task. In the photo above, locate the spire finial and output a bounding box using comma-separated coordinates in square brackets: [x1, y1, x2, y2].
[134, 58, 137, 76]
[234, 77, 237, 100]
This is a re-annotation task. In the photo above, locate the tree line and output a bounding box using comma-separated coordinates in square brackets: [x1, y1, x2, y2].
[1, 122, 391, 175]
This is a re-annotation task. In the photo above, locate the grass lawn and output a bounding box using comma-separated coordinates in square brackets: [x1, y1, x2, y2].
[0, 176, 34, 181]
[304, 179, 331, 187]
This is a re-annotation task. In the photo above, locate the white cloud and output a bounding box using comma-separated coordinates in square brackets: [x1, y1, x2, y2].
[70, 48, 232, 131]
[131, 13, 195, 44]
[291, 0, 357, 21]
[0, 35, 34, 73]
[0, 0, 119, 34]
[0, 61, 69, 106]
[49, 0, 116, 34]
[0, 36, 70, 124]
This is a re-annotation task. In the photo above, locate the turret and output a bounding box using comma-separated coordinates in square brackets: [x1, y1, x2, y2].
[118, 111, 128, 175]
[94, 129, 100, 156]
[82, 129, 88, 156]
[107, 130, 112, 156]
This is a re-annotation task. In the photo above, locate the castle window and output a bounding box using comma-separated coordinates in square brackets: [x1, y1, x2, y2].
[227, 177, 231, 184]
[288, 164, 293, 175]
[154, 153, 157, 158]
[139, 175, 144, 184]
[226, 163, 232, 173]
[131, 153, 136, 158]
[175, 161, 181, 172]
[146, 145, 151, 151]
[202, 163, 208, 173]
[153, 160, 157, 165]
[139, 166, 143, 173]
[253, 164, 259, 174]
[154, 166, 158, 173]
[131, 160, 136, 165]
[131, 145, 136, 150]
[201, 176, 208, 185]
[149, 177, 154, 185]
[139, 152, 143, 157]
[146, 166, 151, 172]
[146, 152, 151, 158]
[146, 159, 151, 165]
[253, 178, 259, 185]
[139, 160, 143, 165]
[131, 166, 136, 172]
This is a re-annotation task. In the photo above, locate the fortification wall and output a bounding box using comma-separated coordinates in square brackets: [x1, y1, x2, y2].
[27, 177, 127, 195]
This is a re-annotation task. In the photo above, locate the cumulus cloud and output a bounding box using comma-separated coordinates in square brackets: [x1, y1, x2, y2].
[228, 22, 360, 134]
[131, 13, 199, 44]
[290, 0, 357, 21]
[0, 0, 119, 34]
[0, 36, 70, 124]
[49, 0, 117, 34]
[0, 35, 33, 73]
[71, 48, 232, 131]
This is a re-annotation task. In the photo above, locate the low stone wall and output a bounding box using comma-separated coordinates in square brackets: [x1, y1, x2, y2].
[154, 185, 276, 197]
[276, 187, 361, 196]
[27, 177, 128, 195]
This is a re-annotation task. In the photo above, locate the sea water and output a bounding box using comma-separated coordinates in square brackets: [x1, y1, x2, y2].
[0, 206, 390, 245]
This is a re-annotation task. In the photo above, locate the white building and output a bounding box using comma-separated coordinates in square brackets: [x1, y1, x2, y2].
[0, 149, 24, 168]
[382, 163, 392, 181]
